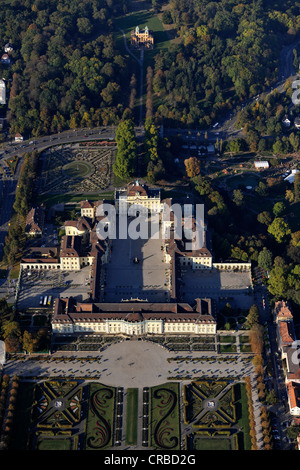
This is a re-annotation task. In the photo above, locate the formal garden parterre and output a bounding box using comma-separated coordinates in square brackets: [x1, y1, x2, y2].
[40, 142, 116, 195]
[184, 380, 251, 450]
[1, 374, 252, 450]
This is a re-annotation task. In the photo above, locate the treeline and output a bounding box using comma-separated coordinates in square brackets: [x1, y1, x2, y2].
[182, 164, 300, 305]
[1, 320, 49, 354]
[234, 87, 300, 153]
[0, 0, 131, 136]
[151, 0, 300, 127]
[3, 151, 38, 266]
[113, 118, 175, 184]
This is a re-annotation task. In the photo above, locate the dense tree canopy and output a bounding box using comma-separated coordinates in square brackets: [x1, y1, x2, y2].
[0, 0, 130, 136]
[152, 0, 300, 127]
[113, 119, 137, 180]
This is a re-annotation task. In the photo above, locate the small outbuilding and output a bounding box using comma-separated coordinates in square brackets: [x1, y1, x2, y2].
[254, 160, 269, 170]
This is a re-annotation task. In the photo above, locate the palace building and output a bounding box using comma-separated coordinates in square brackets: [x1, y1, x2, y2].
[80, 200, 103, 220]
[52, 297, 216, 337]
[22, 181, 250, 276]
[20, 181, 252, 340]
[131, 26, 154, 49]
[115, 180, 161, 214]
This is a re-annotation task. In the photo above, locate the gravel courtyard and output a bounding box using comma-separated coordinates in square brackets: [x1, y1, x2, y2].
[3, 338, 254, 388]
[102, 217, 170, 302]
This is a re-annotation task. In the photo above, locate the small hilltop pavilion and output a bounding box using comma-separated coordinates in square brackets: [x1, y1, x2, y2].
[131, 25, 154, 49]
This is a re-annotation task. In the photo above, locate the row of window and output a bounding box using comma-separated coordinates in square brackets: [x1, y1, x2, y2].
[55, 323, 216, 334]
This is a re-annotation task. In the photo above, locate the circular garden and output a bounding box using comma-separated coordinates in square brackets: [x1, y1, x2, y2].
[62, 161, 93, 179]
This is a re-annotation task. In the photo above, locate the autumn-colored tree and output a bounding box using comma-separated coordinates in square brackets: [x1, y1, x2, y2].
[263, 435, 271, 445]
[4, 334, 21, 354]
[245, 304, 259, 329]
[146, 66, 154, 119]
[129, 73, 137, 111]
[261, 420, 270, 430]
[184, 157, 201, 178]
[249, 324, 264, 355]
[22, 330, 38, 354]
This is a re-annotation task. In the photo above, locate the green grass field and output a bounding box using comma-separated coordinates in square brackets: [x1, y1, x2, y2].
[125, 388, 138, 445]
[235, 383, 251, 450]
[37, 438, 72, 450]
[114, 9, 170, 71]
[10, 382, 35, 450]
[63, 161, 93, 178]
[192, 437, 232, 450]
[36, 191, 114, 208]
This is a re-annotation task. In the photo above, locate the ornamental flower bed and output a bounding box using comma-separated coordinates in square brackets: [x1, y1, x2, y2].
[149, 382, 180, 450]
[85, 383, 116, 450]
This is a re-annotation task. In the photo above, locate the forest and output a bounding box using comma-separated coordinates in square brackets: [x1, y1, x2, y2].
[0, 0, 131, 137]
[152, 0, 300, 127]
[0, 1, 299, 134]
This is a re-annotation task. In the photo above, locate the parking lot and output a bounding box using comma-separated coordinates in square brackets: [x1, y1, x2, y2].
[180, 267, 253, 309]
[17, 266, 92, 311]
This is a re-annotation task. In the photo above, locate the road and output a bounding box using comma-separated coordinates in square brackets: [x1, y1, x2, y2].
[253, 278, 291, 450]
[0, 163, 22, 260]
[118, 27, 144, 125]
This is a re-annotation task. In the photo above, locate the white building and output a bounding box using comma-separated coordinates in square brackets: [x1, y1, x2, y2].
[254, 161, 269, 170]
[14, 133, 23, 142]
[284, 169, 299, 184]
[52, 297, 217, 337]
[115, 181, 161, 215]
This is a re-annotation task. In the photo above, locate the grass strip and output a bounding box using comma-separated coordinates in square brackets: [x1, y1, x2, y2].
[125, 388, 138, 445]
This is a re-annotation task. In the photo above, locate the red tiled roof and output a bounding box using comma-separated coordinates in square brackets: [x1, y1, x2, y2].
[279, 321, 295, 344]
[52, 298, 215, 325]
[275, 300, 293, 320]
[287, 382, 300, 410]
[60, 235, 82, 258]
[127, 183, 148, 197]
[25, 206, 45, 234]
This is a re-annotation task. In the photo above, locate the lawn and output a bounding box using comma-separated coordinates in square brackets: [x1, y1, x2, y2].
[114, 8, 170, 75]
[4, 155, 19, 174]
[36, 191, 114, 208]
[234, 382, 251, 450]
[36, 438, 72, 450]
[125, 388, 138, 445]
[219, 344, 238, 353]
[218, 335, 236, 343]
[63, 161, 93, 178]
[225, 173, 260, 190]
[192, 436, 232, 450]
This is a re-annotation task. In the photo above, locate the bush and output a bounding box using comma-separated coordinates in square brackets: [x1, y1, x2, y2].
[162, 11, 173, 24]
